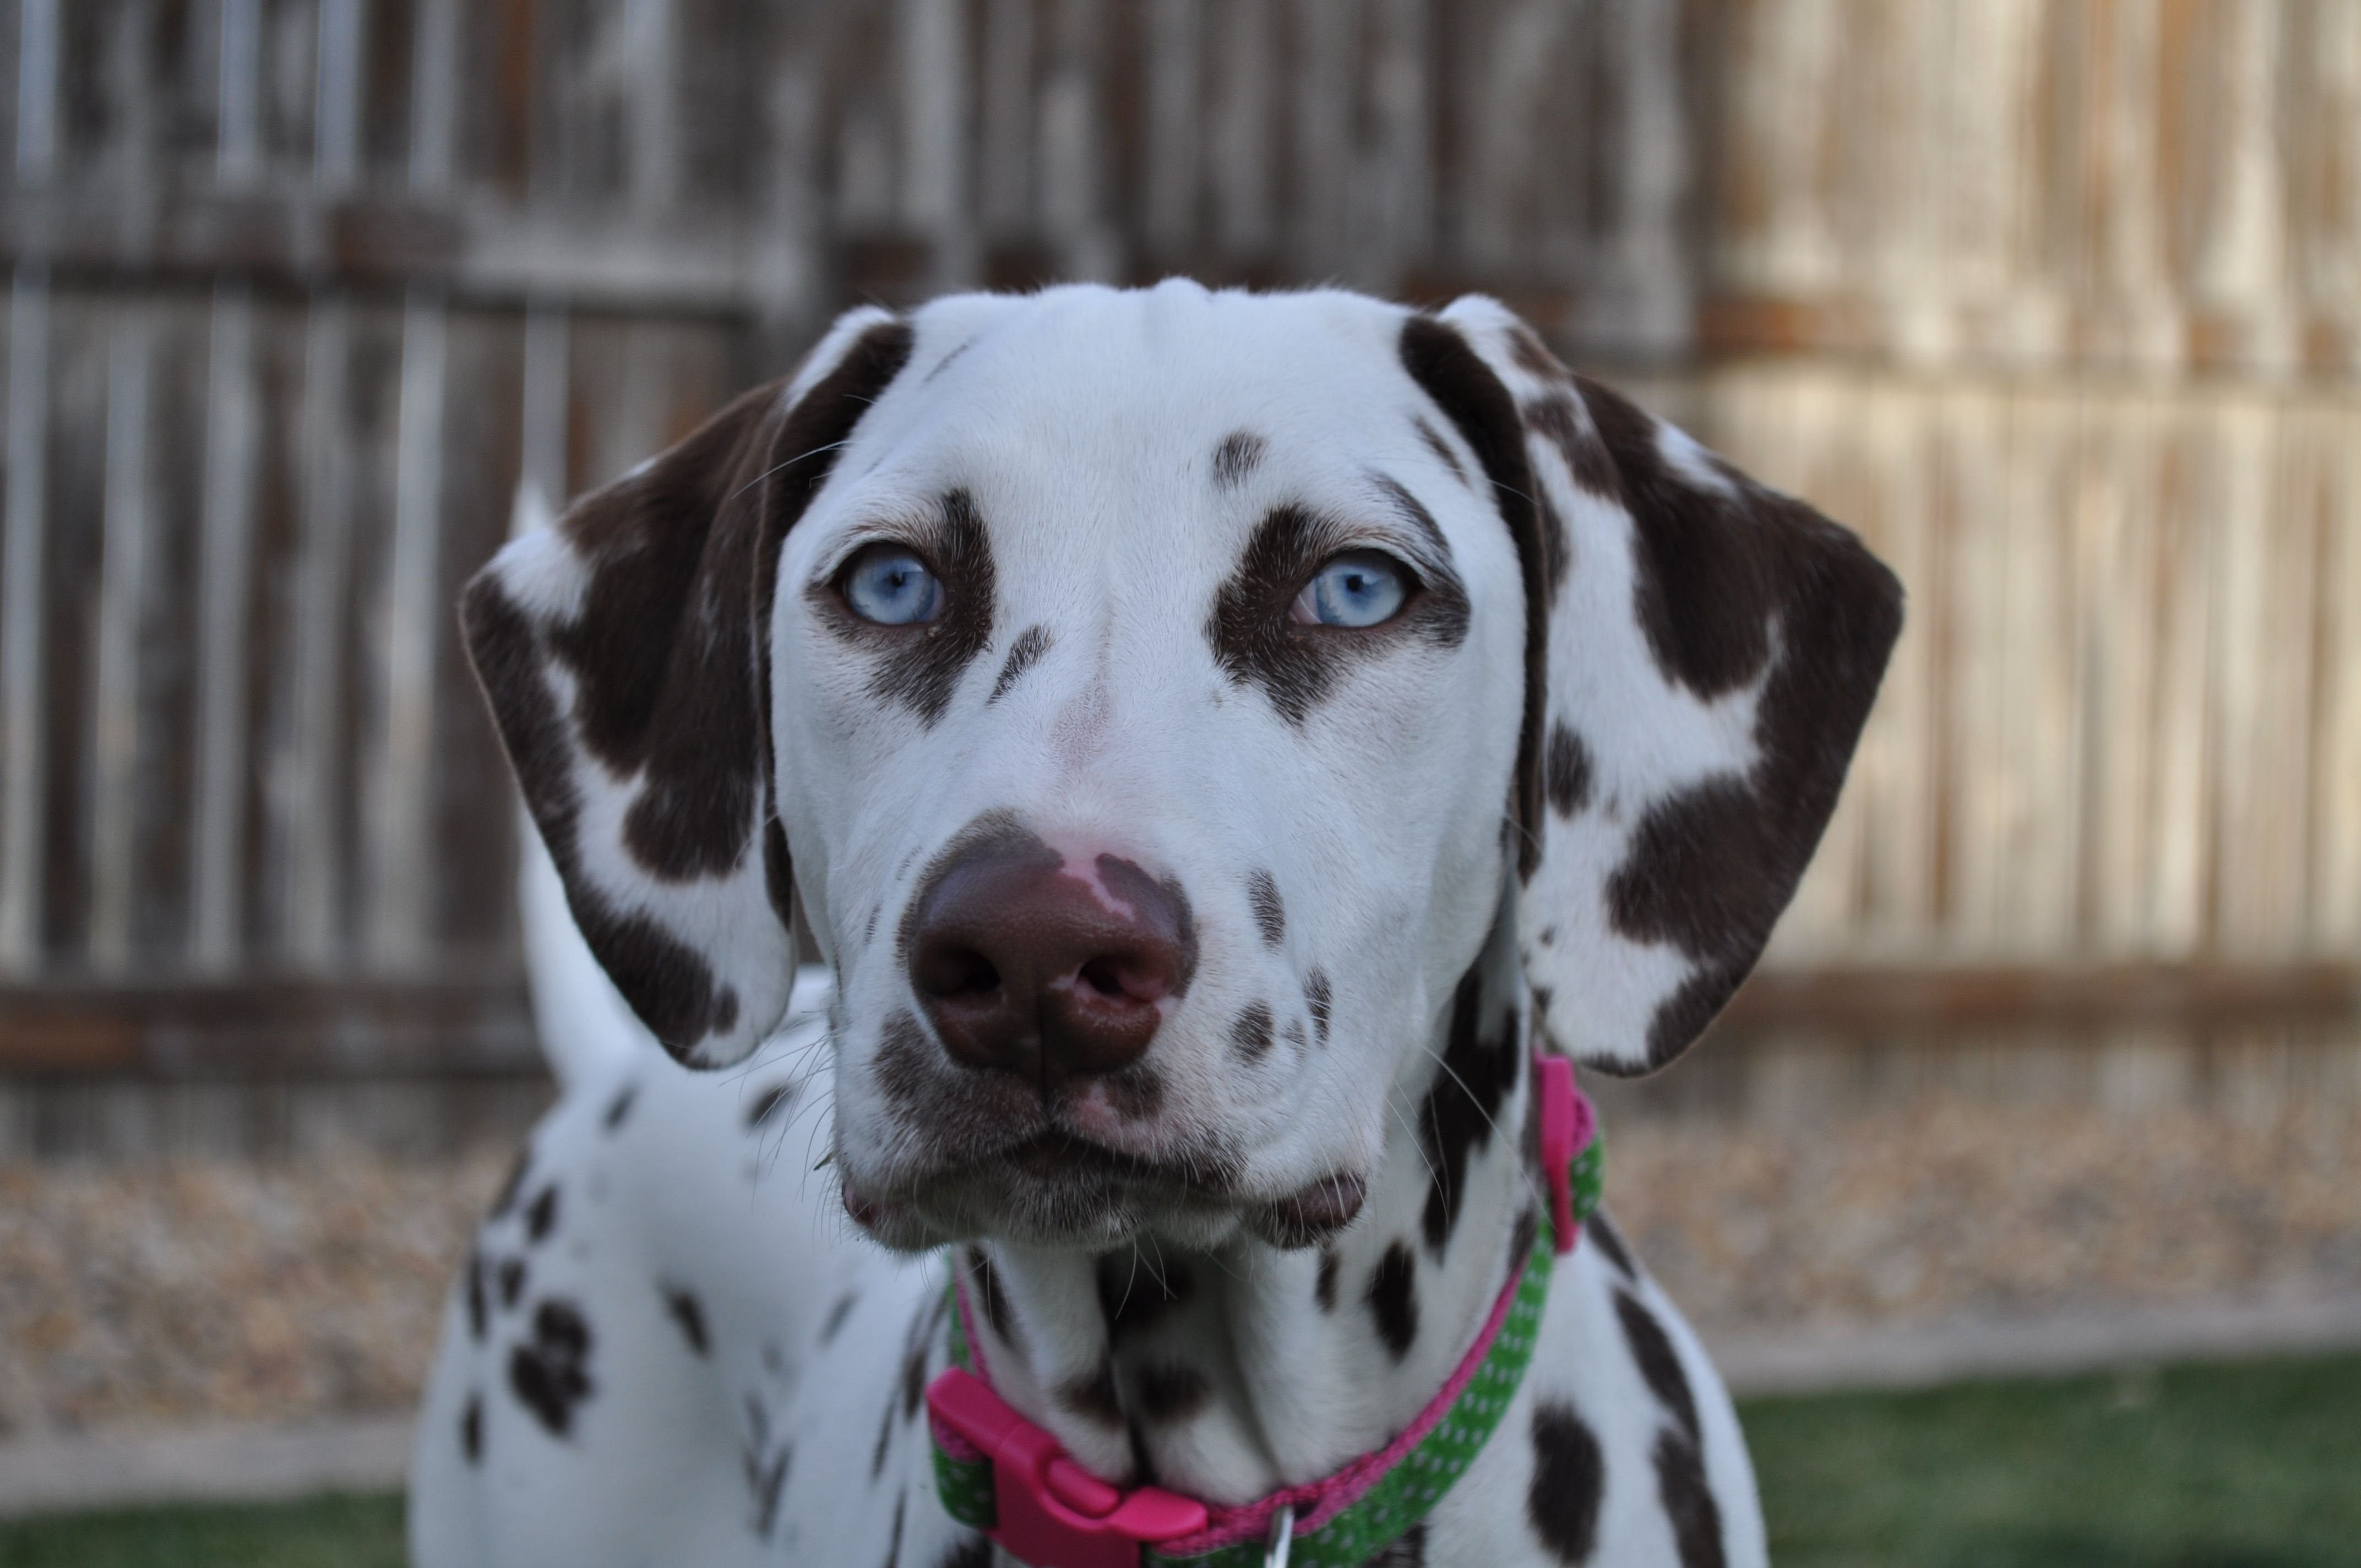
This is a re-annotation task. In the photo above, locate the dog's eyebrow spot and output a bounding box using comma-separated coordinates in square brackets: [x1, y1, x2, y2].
[1304, 969, 1332, 1044]
[1546, 722, 1595, 818]
[498, 1257, 527, 1308]
[1228, 1002, 1275, 1063]
[1246, 870, 1285, 946]
[1364, 1241, 1420, 1361]
[1211, 430, 1267, 488]
[1373, 473, 1451, 560]
[828, 487, 998, 726]
[988, 625, 1051, 704]
[1414, 416, 1468, 486]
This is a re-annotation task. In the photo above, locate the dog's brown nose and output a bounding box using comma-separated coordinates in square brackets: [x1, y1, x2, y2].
[907, 836, 1195, 1087]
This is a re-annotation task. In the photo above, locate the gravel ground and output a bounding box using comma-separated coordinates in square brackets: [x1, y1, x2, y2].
[0, 1153, 511, 1437]
[3, 1097, 2357, 1436]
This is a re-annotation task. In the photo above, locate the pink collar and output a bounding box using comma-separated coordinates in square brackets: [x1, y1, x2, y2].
[926, 1052, 1599, 1568]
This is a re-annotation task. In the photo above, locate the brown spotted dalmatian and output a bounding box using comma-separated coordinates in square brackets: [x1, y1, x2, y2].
[410, 283, 1900, 1567]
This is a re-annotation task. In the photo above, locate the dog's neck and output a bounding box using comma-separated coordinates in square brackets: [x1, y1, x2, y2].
[953, 918, 1537, 1506]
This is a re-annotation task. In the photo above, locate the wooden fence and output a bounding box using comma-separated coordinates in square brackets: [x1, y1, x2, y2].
[0, 0, 2353, 1096]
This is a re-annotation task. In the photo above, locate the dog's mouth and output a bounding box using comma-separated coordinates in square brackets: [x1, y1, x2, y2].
[997, 1129, 1193, 1184]
[844, 1120, 1252, 1250]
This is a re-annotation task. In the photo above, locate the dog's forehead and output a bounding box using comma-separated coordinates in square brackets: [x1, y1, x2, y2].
[827, 286, 1437, 521]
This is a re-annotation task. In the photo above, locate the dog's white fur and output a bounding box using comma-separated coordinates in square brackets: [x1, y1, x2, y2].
[413, 282, 1899, 1566]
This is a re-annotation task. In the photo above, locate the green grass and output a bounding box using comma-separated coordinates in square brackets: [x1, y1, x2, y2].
[1747, 1352, 2361, 1567]
[4, 1355, 2357, 1566]
[0, 1492, 404, 1568]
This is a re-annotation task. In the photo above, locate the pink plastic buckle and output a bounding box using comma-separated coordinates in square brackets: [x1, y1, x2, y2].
[927, 1368, 1209, 1568]
[1535, 1053, 1590, 1255]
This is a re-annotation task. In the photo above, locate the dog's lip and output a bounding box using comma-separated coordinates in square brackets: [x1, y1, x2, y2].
[991, 1129, 1218, 1191]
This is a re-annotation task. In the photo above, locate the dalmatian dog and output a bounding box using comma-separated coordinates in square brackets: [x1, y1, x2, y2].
[410, 282, 1900, 1567]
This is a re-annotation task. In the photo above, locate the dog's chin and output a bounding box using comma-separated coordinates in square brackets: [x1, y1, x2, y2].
[846, 1134, 1367, 1255]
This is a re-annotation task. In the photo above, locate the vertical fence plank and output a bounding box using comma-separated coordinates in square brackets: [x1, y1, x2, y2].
[899, 0, 975, 286]
[977, 0, 1036, 246]
[624, 0, 679, 215]
[410, 0, 459, 191]
[14, 0, 58, 179]
[278, 293, 353, 970]
[190, 285, 259, 971]
[217, 0, 264, 184]
[519, 300, 568, 510]
[2312, 398, 2361, 948]
[314, 0, 367, 187]
[89, 308, 154, 972]
[1206, 0, 1273, 263]
[1141, 0, 1201, 258]
[0, 268, 50, 971]
[369, 289, 445, 968]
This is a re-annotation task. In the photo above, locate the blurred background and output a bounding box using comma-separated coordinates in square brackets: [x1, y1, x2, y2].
[0, 1, 2355, 1561]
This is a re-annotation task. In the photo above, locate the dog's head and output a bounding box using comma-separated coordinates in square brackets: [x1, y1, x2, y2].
[463, 283, 1900, 1252]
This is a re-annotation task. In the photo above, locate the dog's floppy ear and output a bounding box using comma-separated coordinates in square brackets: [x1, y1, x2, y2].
[1402, 298, 1903, 1076]
[462, 308, 914, 1067]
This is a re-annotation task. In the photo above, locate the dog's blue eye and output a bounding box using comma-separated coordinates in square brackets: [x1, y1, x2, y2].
[841, 545, 942, 625]
[1296, 552, 1411, 628]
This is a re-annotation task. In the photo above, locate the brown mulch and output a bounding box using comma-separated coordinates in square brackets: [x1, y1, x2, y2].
[0, 1152, 512, 1437]
[3, 1100, 2358, 1436]
[1606, 1099, 2361, 1334]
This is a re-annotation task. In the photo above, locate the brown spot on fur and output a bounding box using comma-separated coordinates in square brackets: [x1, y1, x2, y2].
[1545, 722, 1593, 818]
[988, 624, 1051, 703]
[828, 488, 998, 725]
[1416, 966, 1521, 1256]
[1364, 1242, 1419, 1360]
[1133, 1361, 1211, 1423]
[1212, 430, 1267, 488]
[1305, 968, 1331, 1043]
[1207, 503, 1469, 725]
[1058, 1357, 1124, 1425]
[1247, 869, 1285, 946]
[1229, 1002, 1275, 1062]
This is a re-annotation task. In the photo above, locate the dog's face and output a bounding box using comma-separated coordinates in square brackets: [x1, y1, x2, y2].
[463, 283, 1900, 1254]
[774, 290, 1526, 1249]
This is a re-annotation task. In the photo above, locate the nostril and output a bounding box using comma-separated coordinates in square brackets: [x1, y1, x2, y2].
[917, 945, 1001, 1000]
[1076, 956, 1131, 1000]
